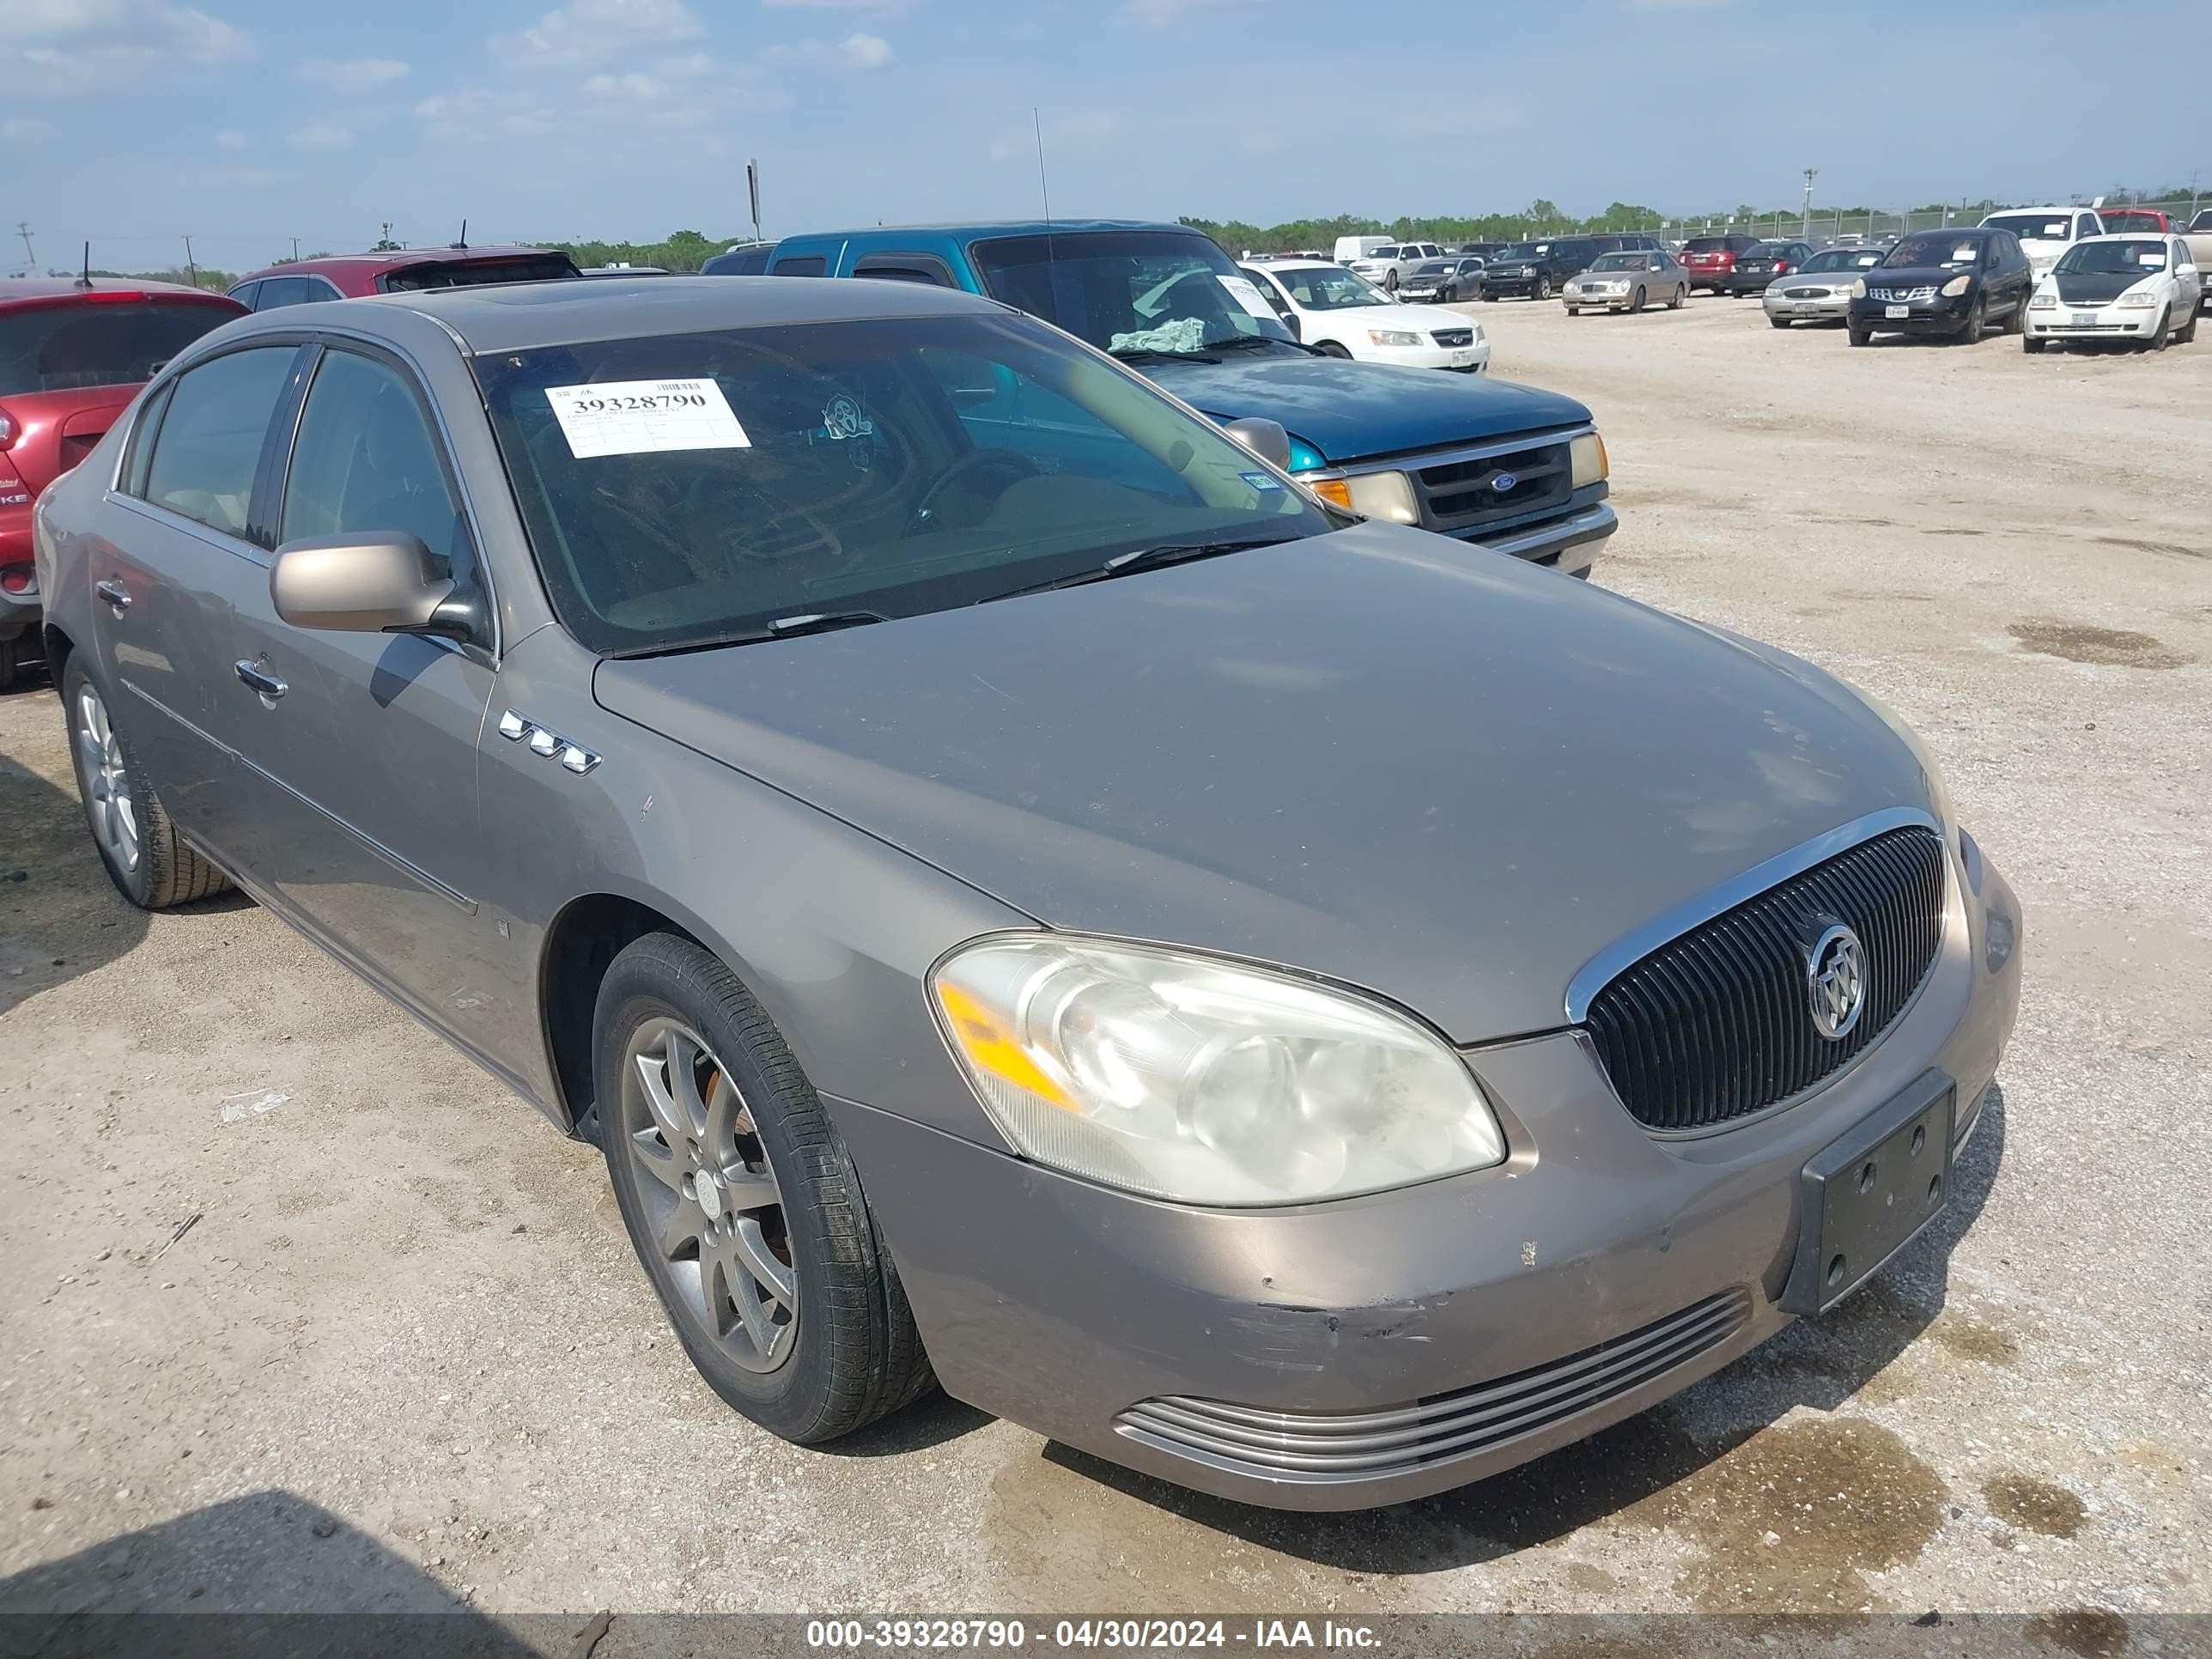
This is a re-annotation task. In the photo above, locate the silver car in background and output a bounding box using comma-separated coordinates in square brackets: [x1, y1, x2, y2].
[1764, 245, 1891, 327]
[1563, 251, 1689, 314]
[34, 276, 2021, 1513]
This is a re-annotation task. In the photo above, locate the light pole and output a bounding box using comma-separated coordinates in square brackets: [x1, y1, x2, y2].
[1802, 167, 1817, 240]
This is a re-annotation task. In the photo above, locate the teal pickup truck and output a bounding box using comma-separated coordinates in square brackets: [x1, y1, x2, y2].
[754, 220, 1617, 577]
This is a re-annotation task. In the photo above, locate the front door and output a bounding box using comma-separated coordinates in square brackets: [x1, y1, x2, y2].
[221, 343, 499, 1020]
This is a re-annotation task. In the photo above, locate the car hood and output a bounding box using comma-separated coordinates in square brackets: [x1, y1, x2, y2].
[2051, 270, 2157, 306]
[593, 524, 1940, 1043]
[1142, 352, 1583, 465]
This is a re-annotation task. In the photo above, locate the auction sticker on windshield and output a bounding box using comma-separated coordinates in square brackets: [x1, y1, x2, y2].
[1217, 275, 1273, 316]
[546, 378, 750, 459]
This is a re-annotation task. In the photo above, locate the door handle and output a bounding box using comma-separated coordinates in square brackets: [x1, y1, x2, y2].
[95, 579, 131, 615]
[234, 659, 287, 700]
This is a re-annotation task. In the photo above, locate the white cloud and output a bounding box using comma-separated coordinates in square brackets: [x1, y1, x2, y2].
[1128, 0, 1259, 24]
[216, 127, 247, 149]
[297, 56, 410, 94]
[490, 0, 702, 70]
[764, 0, 912, 9]
[653, 49, 716, 77]
[586, 70, 665, 97]
[840, 30, 891, 67]
[4, 117, 53, 142]
[1625, 0, 1732, 8]
[0, 0, 254, 96]
[416, 87, 559, 139]
[285, 123, 353, 151]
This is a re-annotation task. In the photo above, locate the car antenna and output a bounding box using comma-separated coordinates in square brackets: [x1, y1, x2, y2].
[1033, 107, 1057, 284]
[453, 218, 468, 250]
[76, 241, 93, 289]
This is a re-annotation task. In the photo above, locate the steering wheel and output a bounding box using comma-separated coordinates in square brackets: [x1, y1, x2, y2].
[906, 448, 1040, 536]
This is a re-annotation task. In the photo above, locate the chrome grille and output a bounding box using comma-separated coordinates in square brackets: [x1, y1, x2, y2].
[1783, 287, 1830, 300]
[1583, 826, 1947, 1133]
[1115, 1290, 1751, 1484]
[1430, 328, 1474, 348]
[1869, 285, 1936, 302]
[1413, 440, 1571, 532]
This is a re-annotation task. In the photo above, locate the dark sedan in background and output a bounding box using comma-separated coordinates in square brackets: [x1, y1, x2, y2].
[1397, 256, 1486, 303]
[1717, 240, 1815, 296]
[1848, 227, 2035, 346]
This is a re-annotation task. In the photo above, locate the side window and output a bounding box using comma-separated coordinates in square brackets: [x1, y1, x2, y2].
[919, 346, 1190, 497]
[228, 282, 260, 310]
[2076, 216, 2097, 241]
[769, 255, 827, 277]
[253, 276, 314, 311]
[143, 348, 295, 538]
[1237, 269, 1293, 319]
[304, 276, 345, 302]
[279, 349, 468, 567]
[852, 254, 955, 287]
[122, 380, 176, 498]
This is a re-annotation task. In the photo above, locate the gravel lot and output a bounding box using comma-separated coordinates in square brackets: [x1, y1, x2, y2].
[3, 295, 2208, 1637]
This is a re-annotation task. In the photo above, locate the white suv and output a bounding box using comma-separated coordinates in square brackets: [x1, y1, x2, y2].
[1978, 206, 2106, 279]
[1346, 241, 1447, 294]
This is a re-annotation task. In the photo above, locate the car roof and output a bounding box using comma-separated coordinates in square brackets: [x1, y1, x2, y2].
[311, 274, 1002, 355]
[791, 219, 1176, 243]
[0, 276, 234, 307]
[234, 246, 568, 284]
[2073, 231, 2174, 243]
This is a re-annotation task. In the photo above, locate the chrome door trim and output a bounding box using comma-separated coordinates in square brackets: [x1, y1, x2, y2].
[1563, 805, 1944, 1024]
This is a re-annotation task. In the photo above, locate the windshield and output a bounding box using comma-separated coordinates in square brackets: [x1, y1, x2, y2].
[473, 311, 1328, 655]
[2097, 212, 2160, 234]
[0, 298, 238, 397]
[969, 230, 1294, 358]
[1588, 253, 1651, 272]
[1493, 244, 1548, 260]
[1981, 213, 2072, 242]
[379, 254, 580, 293]
[1802, 248, 1885, 272]
[1744, 243, 1795, 259]
[1410, 263, 1451, 277]
[1885, 234, 1984, 269]
[1264, 265, 1392, 310]
[2055, 240, 2168, 275]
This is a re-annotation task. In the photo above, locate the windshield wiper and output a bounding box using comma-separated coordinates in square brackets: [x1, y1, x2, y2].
[978, 537, 1296, 604]
[605, 610, 886, 659]
[1108, 344, 1220, 365]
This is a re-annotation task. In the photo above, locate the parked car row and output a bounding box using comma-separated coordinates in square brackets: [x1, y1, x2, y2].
[27, 220, 2022, 1516]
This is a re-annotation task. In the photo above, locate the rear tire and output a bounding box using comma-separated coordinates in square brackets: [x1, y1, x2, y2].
[2002, 289, 2027, 334]
[60, 657, 232, 909]
[596, 932, 934, 1445]
[1668, 283, 1686, 309]
[0, 634, 21, 694]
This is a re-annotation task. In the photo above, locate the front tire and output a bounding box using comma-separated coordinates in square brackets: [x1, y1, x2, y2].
[0, 633, 21, 694]
[2178, 303, 2200, 344]
[1848, 319, 1872, 347]
[1630, 286, 1646, 313]
[1383, 270, 1399, 294]
[1770, 317, 1791, 330]
[2143, 307, 2171, 352]
[2023, 335, 2047, 354]
[1535, 275, 1554, 301]
[1315, 340, 1352, 358]
[596, 932, 933, 1444]
[61, 657, 231, 909]
[1954, 297, 1985, 343]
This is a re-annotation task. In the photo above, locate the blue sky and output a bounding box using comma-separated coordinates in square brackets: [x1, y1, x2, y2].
[1, 0, 2203, 275]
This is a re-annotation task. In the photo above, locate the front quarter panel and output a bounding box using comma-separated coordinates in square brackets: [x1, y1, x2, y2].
[472, 624, 1033, 1146]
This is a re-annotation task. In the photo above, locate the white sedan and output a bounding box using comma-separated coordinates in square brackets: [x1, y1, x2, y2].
[1237, 261, 1490, 373]
[2023, 234, 2203, 354]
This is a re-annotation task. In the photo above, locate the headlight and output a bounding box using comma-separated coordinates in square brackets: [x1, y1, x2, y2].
[932, 935, 1506, 1206]
[1570, 432, 1608, 489]
[2029, 291, 2056, 309]
[1366, 329, 1422, 347]
[2116, 291, 2156, 308]
[1564, 283, 1582, 295]
[1850, 277, 1868, 298]
[1940, 276, 1971, 297]
[1605, 281, 1630, 294]
[1345, 469, 1419, 523]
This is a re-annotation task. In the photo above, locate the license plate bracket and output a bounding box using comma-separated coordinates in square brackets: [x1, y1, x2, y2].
[1780, 1071, 1954, 1316]
[1885, 304, 1911, 319]
[2071, 313, 2098, 328]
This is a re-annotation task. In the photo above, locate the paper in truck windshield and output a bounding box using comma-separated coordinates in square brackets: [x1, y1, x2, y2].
[545, 379, 750, 459]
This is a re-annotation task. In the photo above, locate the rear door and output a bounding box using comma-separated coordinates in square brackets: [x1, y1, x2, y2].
[222, 340, 496, 1009]
[92, 342, 302, 862]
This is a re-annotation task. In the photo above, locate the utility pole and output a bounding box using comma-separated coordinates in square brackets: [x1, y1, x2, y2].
[1802, 168, 1817, 239]
[15, 222, 34, 274]
[183, 234, 198, 287]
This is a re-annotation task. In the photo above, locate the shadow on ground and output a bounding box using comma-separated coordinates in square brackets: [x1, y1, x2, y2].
[1034, 1086, 2009, 1577]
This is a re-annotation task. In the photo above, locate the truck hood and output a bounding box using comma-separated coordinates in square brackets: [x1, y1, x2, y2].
[593, 523, 1940, 1043]
[1140, 351, 1587, 465]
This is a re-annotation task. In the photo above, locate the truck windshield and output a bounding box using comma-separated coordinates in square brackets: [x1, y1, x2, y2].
[969, 231, 1296, 358]
[473, 309, 1328, 656]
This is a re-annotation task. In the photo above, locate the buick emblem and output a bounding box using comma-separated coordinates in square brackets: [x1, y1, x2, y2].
[1490, 471, 1518, 494]
[1806, 923, 1866, 1042]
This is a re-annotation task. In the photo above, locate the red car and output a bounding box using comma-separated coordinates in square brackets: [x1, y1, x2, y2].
[0, 277, 246, 688]
[2094, 209, 2175, 235]
[226, 245, 580, 310]
[1677, 234, 1763, 295]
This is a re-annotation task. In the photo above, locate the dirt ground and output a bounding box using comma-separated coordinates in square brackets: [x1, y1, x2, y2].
[3, 295, 2209, 1634]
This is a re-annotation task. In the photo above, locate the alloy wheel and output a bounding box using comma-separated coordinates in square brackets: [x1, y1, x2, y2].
[75, 684, 139, 875]
[621, 1016, 798, 1372]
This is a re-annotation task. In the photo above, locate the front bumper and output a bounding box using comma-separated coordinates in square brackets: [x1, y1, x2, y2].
[1563, 288, 1638, 311]
[1850, 296, 1974, 334]
[1357, 339, 1492, 373]
[836, 844, 2022, 1510]
[1764, 289, 1850, 322]
[1485, 273, 1545, 297]
[2025, 303, 2166, 341]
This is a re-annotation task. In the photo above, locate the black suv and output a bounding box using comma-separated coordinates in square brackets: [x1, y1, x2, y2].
[1846, 227, 2034, 346]
[1483, 237, 1601, 301]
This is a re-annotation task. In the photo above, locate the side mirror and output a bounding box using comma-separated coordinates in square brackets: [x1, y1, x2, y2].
[1281, 312, 1303, 341]
[270, 533, 456, 635]
[1221, 417, 1291, 471]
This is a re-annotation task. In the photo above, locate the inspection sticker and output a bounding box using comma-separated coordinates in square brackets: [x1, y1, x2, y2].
[1239, 471, 1285, 492]
[545, 378, 749, 459]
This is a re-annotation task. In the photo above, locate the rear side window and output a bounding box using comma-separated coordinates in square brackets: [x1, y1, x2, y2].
[279, 349, 468, 566]
[229, 282, 261, 309]
[378, 255, 580, 293]
[853, 254, 956, 287]
[142, 346, 295, 538]
[770, 255, 828, 276]
[252, 276, 317, 310]
[0, 300, 240, 398]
